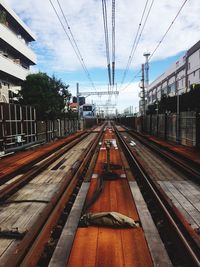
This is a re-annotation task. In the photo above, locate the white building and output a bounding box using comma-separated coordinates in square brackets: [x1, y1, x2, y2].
[0, 0, 36, 103]
[187, 41, 200, 89]
[146, 40, 200, 106]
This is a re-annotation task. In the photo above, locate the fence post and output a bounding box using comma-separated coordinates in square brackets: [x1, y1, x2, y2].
[196, 111, 200, 150]
[176, 113, 180, 144]
[165, 113, 167, 140]
[157, 114, 159, 136]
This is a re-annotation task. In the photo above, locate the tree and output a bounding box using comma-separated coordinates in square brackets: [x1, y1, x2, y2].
[18, 73, 71, 120]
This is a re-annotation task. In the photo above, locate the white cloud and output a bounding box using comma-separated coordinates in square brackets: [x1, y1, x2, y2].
[6, 0, 200, 112]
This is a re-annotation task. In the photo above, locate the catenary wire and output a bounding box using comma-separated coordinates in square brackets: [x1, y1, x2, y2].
[120, 0, 154, 89]
[149, 0, 189, 61]
[120, 0, 150, 87]
[121, 0, 189, 92]
[49, 0, 96, 91]
[112, 0, 115, 87]
[102, 0, 112, 86]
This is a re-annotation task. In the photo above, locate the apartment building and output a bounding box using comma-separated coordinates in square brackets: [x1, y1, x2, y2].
[0, 0, 36, 102]
[146, 40, 200, 106]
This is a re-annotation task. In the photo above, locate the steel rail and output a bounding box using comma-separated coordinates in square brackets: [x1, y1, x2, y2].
[3, 127, 104, 267]
[128, 130, 200, 184]
[0, 131, 87, 185]
[0, 131, 90, 201]
[114, 125, 200, 266]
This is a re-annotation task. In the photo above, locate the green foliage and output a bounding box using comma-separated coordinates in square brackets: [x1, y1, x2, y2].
[0, 11, 6, 24]
[147, 85, 200, 114]
[19, 73, 71, 120]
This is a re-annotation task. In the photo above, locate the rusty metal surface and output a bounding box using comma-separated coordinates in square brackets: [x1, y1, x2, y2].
[67, 127, 153, 267]
[0, 131, 87, 183]
[115, 124, 200, 265]
[0, 130, 102, 266]
[130, 129, 200, 168]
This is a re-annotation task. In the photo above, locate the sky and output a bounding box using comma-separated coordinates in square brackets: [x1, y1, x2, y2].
[6, 0, 200, 113]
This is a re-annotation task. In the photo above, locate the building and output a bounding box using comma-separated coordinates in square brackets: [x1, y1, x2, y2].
[72, 96, 85, 106]
[69, 102, 78, 112]
[146, 40, 200, 107]
[0, 0, 36, 103]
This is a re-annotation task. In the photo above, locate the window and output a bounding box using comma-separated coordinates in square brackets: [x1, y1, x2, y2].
[83, 106, 92, 111]
[188, 62, 190, 70]
[193, 71, 195, 77]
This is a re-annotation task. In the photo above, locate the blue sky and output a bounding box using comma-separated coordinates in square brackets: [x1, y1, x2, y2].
[6, 0, 200, 113]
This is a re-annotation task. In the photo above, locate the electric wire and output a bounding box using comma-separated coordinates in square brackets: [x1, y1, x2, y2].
[149, 0, 189, 61]
[121, 0, 188, 92]
[120, 0, 150, 87]
[48, 0, 96, 91]
[102, 0, 111, 86]
[112, 0, 115, 87]
[120, 0, 154, 89]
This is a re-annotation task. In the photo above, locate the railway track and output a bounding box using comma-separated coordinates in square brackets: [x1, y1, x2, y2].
[0, 125, 104, 267]
[0, 123, 199, 266]
[127, 128, 200, 184]
[114, 124, 200, 266]
[0, 131, 91, 201]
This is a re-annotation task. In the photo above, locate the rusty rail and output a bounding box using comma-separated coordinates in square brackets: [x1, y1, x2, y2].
[114, 124, 200, 267]
[0, 132, 90, 201]
[3, 126, 104, 267]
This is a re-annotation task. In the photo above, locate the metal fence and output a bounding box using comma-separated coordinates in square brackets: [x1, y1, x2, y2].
[0, 103, 79, 155]
[0, 103, 36, 153]
[117, 111, 199, 149]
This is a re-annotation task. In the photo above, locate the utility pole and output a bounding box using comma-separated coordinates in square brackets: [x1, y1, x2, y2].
[76, 82, 80, 130]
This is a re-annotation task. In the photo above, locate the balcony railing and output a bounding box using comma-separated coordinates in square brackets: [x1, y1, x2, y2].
[0, 23, 36, 64]
[0, 53, 30, 80]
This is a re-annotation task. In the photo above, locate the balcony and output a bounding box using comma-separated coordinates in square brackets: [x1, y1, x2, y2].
[0, 53, 30, 80]
[0, 23, 36, 64]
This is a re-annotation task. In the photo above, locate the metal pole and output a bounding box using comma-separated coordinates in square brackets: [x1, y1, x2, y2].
[141, 64, 145, 116]
[177, 89, 180, 143]
[76, 83, 80, 130]
[143, 52, 150, 87]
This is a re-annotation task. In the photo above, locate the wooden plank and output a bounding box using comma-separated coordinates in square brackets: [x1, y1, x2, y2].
[173, 180, 200, 203]
[121, 228, 153, 267]
[129, 181, 172, 267]
[67, 227, 99, 267]
[0, 202, 46, 233]
[160, 181, 199, 229]
[162, 181, 200, 227]
[49, 182, 90, 267]
[95, 228, 125, 267]
[115, 180, 139, 220]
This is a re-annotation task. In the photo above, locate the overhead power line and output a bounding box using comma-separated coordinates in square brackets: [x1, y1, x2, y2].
[112, 0, 115, 87]
[121, 0, 189, 92]
[48, 0, 96, 91]
[120, 0, 154, 88]
[149, 0, 189, 61]
[102, 0, 111, 86]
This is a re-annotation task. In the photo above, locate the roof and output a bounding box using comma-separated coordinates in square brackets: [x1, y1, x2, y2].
[187, 40, 200, 56]
[69, 103, 79, 108]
